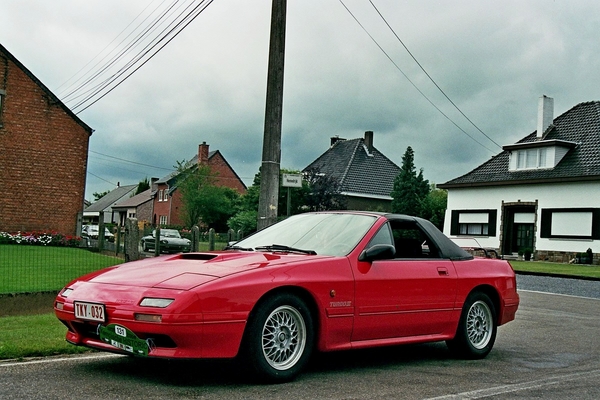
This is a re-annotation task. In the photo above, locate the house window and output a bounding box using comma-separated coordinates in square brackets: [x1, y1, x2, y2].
[514, 148, 548, 170]
[163, 191, 168, 201]
[540, 208, 600, 239]
[159, 215, 168, 226]
[459, 223, 489, 236]
[538, 148, 547, 168]
[158, 190, 164, 201]
[451, 210, 497, 237]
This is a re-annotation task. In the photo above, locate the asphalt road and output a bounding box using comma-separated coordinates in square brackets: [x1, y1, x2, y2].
[1, 277, 599, 399]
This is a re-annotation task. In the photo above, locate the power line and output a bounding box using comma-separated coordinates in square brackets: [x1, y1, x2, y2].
[58, 0, 214, 114]
[89, 150, 174, 171]
[338, 0, 496, 153]
[367, 0, 502, 150]
[56, 0, 163, 98]
[65, 0, 191, 106]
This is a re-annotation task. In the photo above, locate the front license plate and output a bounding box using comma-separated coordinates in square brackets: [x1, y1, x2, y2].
[99, 324, 149, 356]
[74, 301, 106, 322]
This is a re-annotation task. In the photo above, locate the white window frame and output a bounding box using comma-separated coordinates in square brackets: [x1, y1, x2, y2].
[513, 148, 549, 171]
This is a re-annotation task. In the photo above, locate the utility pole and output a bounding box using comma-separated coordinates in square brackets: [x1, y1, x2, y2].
[257, 0, 287, 230]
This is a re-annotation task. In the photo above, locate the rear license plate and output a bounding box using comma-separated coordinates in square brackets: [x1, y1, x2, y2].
[74, 301, 106, 322]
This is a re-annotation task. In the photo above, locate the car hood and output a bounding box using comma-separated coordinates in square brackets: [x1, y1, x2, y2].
[87, 251, 329, 290]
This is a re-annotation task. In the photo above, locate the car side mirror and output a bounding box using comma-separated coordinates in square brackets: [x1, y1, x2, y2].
[358, 244, 396, 262]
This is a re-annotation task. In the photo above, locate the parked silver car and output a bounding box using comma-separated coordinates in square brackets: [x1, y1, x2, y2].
[82, 225, 115, 244]
[140, 229, 191, 253]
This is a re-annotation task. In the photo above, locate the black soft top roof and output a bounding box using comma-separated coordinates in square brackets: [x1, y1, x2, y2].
[383, 213, 474, 261]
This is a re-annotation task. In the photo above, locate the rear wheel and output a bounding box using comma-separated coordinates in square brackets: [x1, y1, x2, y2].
[242, 293, 314, 383]
[447, 292, 497, 359]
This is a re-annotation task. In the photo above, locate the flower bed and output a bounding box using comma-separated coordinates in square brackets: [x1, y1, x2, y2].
[0, 231, 82, 248]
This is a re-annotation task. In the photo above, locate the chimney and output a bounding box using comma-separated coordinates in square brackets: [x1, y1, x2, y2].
[537, 95, 554, 138]
[151, 177, 159, 191]
[364, 131, 374, 152]
[198, 142, 209, 165]
[330, 136, 346, 147]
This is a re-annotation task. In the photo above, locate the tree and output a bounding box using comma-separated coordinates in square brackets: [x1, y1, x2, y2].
[92, 190, 111, 202]
[391, 146, 430, 217]
[175, 160, 239, 230]
[421, 184, 447, 231]
[227, 166, 347, 236]
[135, 177, 150, 195]
[302, 167, 347, 211]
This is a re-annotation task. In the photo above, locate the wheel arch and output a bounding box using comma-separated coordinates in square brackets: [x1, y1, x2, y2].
[468, 284, 500, 321]
[243, 285, 320, 342]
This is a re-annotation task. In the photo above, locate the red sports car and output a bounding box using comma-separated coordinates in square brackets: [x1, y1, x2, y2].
[55, 211, 519, 382]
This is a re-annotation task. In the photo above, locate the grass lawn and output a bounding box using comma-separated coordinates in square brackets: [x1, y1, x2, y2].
[0, 245, 123, 294]
[0, 313, 91, 360]
[510, 260, 600, 279]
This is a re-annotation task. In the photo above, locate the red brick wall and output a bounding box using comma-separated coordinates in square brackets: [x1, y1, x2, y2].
[151, 151, 247, 228]
[209, 152, 247, 194]
[0, 50, 90, 235]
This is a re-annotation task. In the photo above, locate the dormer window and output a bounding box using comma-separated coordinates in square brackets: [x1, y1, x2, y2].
[516, 148, 547, 170]
[505, 140, 576, 172]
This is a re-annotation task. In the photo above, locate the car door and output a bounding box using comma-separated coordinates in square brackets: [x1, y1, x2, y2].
[352, 221, 458, 342]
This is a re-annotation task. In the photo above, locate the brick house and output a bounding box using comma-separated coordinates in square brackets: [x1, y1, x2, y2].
[0, 43, 92, 235]
[153, 142, 247, 227]
[303, 131, 401, 211]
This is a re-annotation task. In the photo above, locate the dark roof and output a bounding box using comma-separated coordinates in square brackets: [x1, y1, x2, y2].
[303, 137, 400, 199]
[84, 185, 138, 213]
[440, 101, 600, 188]
[112, 188, 152, 210]
[0, 43, 93, 135]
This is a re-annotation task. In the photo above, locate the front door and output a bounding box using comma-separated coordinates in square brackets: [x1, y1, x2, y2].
[513, 223, 534, 253]
[501, 204, 536, 255]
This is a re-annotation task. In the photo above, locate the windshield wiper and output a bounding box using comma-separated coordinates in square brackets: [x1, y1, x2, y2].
[224, 245, 254, 251]
[255, 244, 317, 255]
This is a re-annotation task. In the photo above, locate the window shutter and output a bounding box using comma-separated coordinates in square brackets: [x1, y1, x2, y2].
[540, 209, 552, 238]
[450, 210, 460, 235]
[488, 210, 497, 237]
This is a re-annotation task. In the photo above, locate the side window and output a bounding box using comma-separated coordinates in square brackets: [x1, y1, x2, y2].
[367, 223, 394, 248]
[389, 220, 440, 259]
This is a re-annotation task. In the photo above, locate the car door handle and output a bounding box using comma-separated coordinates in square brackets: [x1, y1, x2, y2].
[437, 267, 449, 276]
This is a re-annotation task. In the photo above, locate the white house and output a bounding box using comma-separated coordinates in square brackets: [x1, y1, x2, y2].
[439, 96, 600, 264]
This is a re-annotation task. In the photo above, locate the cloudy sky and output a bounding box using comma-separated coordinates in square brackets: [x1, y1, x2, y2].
[2, 0, 599, 200]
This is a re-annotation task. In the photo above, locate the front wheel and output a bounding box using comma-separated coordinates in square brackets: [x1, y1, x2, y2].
[447, 292, 497, 359]
[242, 293, 314, 383]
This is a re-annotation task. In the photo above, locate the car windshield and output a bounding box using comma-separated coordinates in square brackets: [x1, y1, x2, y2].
[160, 229, 181, 238]
[235, 213, 378, 256]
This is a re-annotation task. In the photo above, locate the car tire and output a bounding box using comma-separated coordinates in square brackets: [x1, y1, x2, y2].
[446, 292, 497, 359]
[242, 293, 314, 383]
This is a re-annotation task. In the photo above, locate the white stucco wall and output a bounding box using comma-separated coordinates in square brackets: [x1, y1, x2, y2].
[444, 181, 600, 253]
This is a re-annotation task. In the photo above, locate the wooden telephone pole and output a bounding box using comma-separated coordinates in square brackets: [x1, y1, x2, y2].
[257, 0, 287, 230]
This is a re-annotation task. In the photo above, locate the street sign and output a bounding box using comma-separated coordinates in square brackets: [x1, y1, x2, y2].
[282, 173, 302, 188]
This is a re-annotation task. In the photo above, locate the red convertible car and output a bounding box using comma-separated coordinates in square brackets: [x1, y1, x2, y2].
[55, 212, 519, 382]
